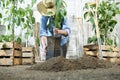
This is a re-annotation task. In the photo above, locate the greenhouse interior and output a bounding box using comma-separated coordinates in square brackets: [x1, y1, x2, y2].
[0, 0, 120, 80]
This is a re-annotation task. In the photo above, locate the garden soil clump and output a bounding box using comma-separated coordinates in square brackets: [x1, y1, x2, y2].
[30, 56, 112, 72]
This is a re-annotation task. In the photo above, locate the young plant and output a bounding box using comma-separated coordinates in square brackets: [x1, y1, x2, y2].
[0, 0, 36, 45]
[47, 0, 67, 29]
[84, 0, 120, 46]
[23, 4, 35, 47]
[54, 0, 67, 29]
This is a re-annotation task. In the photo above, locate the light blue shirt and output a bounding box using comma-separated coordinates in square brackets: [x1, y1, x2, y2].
[40, 16, 71, 46]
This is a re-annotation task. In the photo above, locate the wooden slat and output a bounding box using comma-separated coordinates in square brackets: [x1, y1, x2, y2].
[0, 57, 22, 65]
[0, 42, 13, 48]
[85, 51, 120, 58]
[34, 22, 40, 62]
[14, 42, 22, 49]
[84, 45, 120, 52]
[85, 51, 98, 57]
[13, 58, 22, 65]
[103, 58, 120, 63]
[0, 50, 13, 56]
[22, 57, 34, 64]
[22, 52, 34, 57]
[83, 44, 98, 51]
[0, 42, 22, 50]
[22, 47, 33, 52]
[14, 50, 22, 57]
[101, 51, 120, 58]
[101, 45, 120, 52]
[0, 57, 13, 65]
[0, 49, 21, 57]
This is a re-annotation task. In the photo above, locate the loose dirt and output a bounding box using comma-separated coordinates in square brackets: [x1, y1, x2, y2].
[0, 56, 120, 80]
[30, 56, 113, 72]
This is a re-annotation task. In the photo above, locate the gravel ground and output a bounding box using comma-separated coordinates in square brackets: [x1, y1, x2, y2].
[0, 65, 120, 80]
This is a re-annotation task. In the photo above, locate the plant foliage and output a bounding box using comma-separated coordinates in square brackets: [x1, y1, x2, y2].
[0, 0, 36, 45]
[47, 0, 67, 29]
[84, 0, 120, 46]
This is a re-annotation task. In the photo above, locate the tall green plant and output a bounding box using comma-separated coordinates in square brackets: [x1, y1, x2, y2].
[0, 0, 36, 45]
[22, 4, 35, 47]
[84, 0, 120, 46]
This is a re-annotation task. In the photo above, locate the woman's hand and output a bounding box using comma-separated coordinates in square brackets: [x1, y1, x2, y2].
[53, 27, 59, 36]
[53, 27, 68, 36]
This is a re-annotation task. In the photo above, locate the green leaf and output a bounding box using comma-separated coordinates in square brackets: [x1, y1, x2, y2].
[116, 2, 120, 5]
[8, 24, 11, 30]
[9, 34, 14, 41]
[0, 36, 3, 42]
[31, 0, 36, 6]
[35, 37, 40, 46]
[21, 18, 24, 22]
[87, 37, 93, 43]
[16, 37, 22, 44]
[32, 17, 35, 24]
[84, 3, 89, 9]
[25, 33, 29, 39]
[84, 12, 89, 19]
[6, 0, 10, 6]
[17, 17, 20, 26]
[0, 13, 2, 18]
[89, 17, 94, 24]
[23, 23, 27, 29]
[3, 35, 9, 42]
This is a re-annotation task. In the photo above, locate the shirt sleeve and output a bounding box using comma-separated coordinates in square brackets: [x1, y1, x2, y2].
[60, 17, 71, 46]
[62, 17, 71, 36]
[40, 16, 49, 36]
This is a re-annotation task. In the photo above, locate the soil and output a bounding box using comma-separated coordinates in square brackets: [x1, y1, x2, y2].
[29, 56, 113, 72]
[0, 56, 120, 80]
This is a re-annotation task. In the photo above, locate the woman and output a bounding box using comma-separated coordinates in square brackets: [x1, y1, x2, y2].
[37, 0, 70, 61]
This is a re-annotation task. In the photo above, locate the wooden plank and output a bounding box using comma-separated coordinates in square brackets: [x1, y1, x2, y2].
[83, 44, 98, 51]
[14, 42, 22, 50]
[0, 42, 13, 48]
[22, 57, 34, 64]
[0, 49, 21, 57]
[101, 51, 120, 58]
[101, 45, 120, 52]
[0, 57, 13, 65]
[22, 52, 34, 57]
[13, 58, 22, 65]
[103, 58, 120, 63]
[34, 22, 40, 62]
[14, 50, 22, 57]
[22, 47, 33, 52]
[0, 50, 13, 56]
[0, 42, 22, 50]
[84, 45, 120, 52]
[85, 51, 98, 56]
[85, 51, 120, 58]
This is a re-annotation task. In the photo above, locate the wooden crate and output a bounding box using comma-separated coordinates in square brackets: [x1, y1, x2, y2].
[0, 42, 22, 65]
[84, 44, 120, 63]
[22, 47, 35, 64]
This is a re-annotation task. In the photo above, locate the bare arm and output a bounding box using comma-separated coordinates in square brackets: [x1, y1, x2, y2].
[53, 28, 68, 36]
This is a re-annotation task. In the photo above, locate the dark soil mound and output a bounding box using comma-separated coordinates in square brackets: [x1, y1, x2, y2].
[30, 56, 112, 72]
